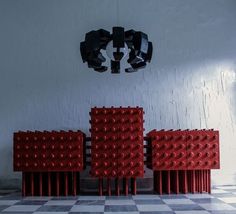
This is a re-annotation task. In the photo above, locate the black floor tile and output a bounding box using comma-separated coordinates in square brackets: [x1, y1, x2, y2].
[106, 195, 132, 200]
[76, 200, 105, 205]
[169, 204, 204, 211]
[104, 205, 138, 212]
[228, 203, 236, 208]
[135, 199, 164, 204]
[159, 195, 187, 199]
[140, 212, 175, 214]
[51, 196, 79, 200]
[0, 212, 33, 214]
[69, 212, 103, 214]
[0, 205, 11, 211]
[15, 200, 47, 205]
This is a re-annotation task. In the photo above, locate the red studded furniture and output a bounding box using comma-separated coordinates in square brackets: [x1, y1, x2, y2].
[90, 107, 144, 195]
[13, 130, 86, 196]
[147, 129, 220, 194]
[13, 107, 220, 196]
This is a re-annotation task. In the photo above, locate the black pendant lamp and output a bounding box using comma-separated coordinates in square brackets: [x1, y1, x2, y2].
[80, 27, 153, 73]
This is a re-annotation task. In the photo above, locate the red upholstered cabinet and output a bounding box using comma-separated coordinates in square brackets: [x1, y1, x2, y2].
[147, 129, 220, 171]
[90, 107, 144, 178]
[147, 129, 220, 194]
[13, 130, 86, 196]
[14, 130, 86, 172]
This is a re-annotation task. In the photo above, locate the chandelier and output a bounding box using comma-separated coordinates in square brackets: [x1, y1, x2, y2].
[80, 27, 153, 73]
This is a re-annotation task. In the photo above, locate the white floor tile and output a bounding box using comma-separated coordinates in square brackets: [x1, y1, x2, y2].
[70, 205, 104, 212]
[24, 196, 53, 201]
[33, 212, 68, 214]
[132, 194, 160, 200]
[2, 205, 41, 212]
[199, 203, 236, 211]
[175, 211, 210, 214]
[45, 200, 76, 206]
[211, 189, 229, 194]
[218, 197, 236, 203]
[163, 198, 195, 204]
[186, 194, 214, 199]
[78, 196, 106, 200]
[105, 199, 135, 205]
[137, 204, 172, 212]
[218, 186, 236, 190]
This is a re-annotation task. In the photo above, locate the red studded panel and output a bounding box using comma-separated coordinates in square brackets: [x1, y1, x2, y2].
[13, 130, 86, 172]
[186, 130, 220, 170]
[147, 129, 220, 171]
[90, 107, 144, 178]
[148, 130, 187, 170]
[91, 139, 118, 177]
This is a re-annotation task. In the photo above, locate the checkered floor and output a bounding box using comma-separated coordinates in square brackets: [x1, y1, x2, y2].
[1, 186, 236, 213]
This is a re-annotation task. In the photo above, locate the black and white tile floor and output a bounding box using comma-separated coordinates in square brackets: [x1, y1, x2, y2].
[1, 186, 236, 213]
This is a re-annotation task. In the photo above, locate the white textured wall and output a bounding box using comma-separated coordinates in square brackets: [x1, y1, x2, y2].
[0, 0, 236, 187]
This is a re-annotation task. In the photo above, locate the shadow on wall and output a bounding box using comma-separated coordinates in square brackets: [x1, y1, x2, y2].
[232, 79, 236, 123]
